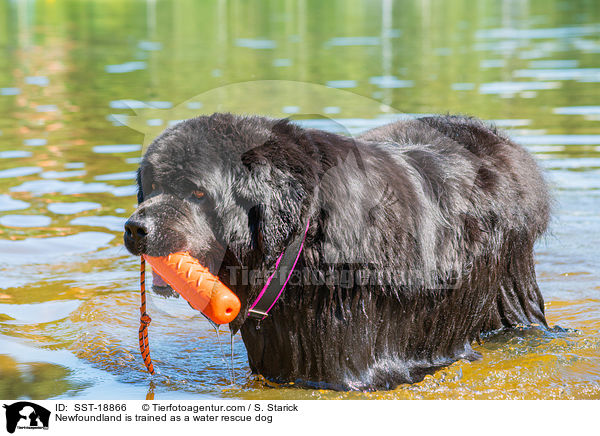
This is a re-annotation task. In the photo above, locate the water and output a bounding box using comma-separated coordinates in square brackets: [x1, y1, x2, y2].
[0, 0, 599, 400]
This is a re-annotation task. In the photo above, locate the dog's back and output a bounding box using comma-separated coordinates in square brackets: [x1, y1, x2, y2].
[359, 115, 550, 331]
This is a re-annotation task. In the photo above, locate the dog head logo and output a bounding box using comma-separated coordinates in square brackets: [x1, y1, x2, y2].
[3, 402, 50, 434]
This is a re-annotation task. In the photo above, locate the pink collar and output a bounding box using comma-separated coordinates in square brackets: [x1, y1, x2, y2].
[247, 220, 310, 320]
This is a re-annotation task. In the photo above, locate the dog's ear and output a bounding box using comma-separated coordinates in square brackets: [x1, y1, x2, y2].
[241, 121, 310, 263]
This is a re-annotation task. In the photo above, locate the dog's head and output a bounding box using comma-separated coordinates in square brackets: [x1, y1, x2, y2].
[124, 113, 338, 326]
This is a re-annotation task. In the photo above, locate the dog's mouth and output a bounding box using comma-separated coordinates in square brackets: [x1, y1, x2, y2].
[151, 270, 179, 298]
[152, 257, 217, 298]
[149, 254, 215, 297]
[145, 252, 240, 329]
[150, 254, 218, 294]
[148, 264, 221, 327]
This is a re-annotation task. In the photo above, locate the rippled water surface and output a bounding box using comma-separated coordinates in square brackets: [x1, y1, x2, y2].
[0, 0, 599, 400]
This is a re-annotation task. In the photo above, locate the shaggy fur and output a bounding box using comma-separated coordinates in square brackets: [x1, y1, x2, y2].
[124, 113, 550, 390]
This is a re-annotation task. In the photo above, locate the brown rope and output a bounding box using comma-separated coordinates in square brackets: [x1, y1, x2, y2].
[138, 256, 155, 375]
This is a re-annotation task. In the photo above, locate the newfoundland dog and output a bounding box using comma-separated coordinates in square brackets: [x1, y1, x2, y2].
[124, 113, 550, 390]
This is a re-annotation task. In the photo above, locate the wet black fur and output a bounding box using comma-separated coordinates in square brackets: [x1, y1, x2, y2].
[124, 113, 550, 390]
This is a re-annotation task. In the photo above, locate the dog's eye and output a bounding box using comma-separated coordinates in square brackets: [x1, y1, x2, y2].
[192, 190, 205, 200]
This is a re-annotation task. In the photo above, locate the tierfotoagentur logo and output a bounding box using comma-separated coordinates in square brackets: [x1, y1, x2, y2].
[2, 402, 50, 434]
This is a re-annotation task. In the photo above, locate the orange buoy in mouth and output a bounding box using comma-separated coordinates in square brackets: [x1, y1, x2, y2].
[137, 252, 241, 375]
[143, 251, 241, 325]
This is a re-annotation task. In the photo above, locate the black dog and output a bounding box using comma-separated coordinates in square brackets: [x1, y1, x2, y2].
[124, 113, 550, 390]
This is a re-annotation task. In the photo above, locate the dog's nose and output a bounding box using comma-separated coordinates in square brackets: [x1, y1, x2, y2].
[124, 219, 148, 243]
